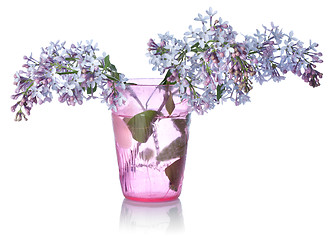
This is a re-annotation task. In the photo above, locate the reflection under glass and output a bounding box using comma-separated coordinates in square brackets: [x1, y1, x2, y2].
[120, 198, 184, 233]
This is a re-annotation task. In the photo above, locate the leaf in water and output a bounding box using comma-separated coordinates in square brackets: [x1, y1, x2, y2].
[156, 137, 186, 161]
[165, 159, 185, 192]
[165, 91, 175, 115]
[140, 148, 154, 161]
[127, 110, 158, 143]
[172, 114, 191, 136]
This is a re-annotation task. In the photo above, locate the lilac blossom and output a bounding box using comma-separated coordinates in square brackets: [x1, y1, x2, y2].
[147, 8, 323, 114]
[11, 40, 127, 121]
[11, 8, 324, 120]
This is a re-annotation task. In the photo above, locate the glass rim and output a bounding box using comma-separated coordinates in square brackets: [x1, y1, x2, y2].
[127, 78, 168, 87]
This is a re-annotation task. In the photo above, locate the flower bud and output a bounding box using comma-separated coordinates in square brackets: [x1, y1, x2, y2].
[147, 39, 154, 47]
[11, 103, 18, 112]
[15, 112, 22, 121]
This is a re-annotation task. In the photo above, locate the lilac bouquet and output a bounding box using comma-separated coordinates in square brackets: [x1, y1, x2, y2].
[11, 41, 127, 121]
[11, 8, 323, 120]
[147, 8, 323, 113]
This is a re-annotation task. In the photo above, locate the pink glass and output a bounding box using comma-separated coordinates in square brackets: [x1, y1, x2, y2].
[112, 79, 191, 202]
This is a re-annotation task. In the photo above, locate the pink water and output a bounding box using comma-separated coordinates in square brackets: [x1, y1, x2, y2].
[112, 114, 190, 202]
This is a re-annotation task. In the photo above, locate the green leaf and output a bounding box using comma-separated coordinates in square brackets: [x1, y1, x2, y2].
[104, 55, 110, 69]
[127, 110, 158, 143]
[104, 74, 119, 82]
[156, 137, 187, 161]
[109, 63, 117, 72]
[165, 159, 185, 192]
[159, 70, 172, 85]
[216, 83, 225, 101]
[165, 91, 175, 115]
[57, 71, 78, 75]
[87, 83, 97, 94]
[65, 57, 77, 61]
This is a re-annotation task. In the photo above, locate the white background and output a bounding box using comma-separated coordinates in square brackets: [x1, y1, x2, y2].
[0, 0, 328, 239]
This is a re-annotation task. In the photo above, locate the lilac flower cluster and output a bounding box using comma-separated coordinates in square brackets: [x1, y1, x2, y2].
[147, 8, 323, 114]
[11, 40, 127, 121]
[11, 8, 323, 120]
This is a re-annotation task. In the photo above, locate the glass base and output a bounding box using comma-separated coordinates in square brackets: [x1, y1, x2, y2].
[124, 195, 180, 202]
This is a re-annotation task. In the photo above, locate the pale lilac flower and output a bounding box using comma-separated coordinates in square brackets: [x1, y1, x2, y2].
[194, 13, 209, 24]
[147, 8, 323, 114]
[11, 41, 126, 121]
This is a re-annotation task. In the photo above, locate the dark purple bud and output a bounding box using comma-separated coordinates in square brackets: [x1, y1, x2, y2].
[15, 112, 21, 121]
[11, 102, 19, 112]
[147, 39, 154, 47]
[31, 97, 37, 104]
[15, 111, 27, 121]
[25, 108, 30, 116]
